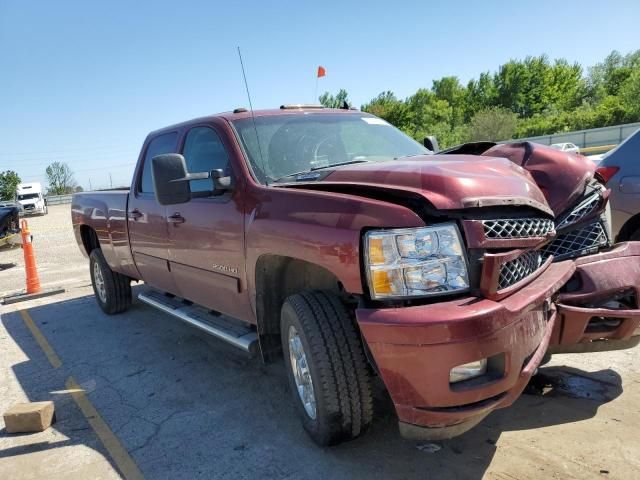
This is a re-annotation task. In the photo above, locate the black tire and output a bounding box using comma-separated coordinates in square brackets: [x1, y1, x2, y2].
[89, 249, 132, 314]
[281, 290, 373, 446]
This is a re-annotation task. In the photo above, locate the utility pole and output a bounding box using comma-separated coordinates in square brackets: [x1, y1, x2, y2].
[109, 173, 113, 189]
[89, 178, 92, 191]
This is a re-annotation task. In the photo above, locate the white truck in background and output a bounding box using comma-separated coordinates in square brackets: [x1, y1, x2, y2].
[16, 182, 47, 215]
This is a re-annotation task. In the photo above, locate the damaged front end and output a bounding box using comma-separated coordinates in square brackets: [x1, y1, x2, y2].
[551, 242, 640, 353]
[474, 142, 640, 354]
[357, 142, 640, 440]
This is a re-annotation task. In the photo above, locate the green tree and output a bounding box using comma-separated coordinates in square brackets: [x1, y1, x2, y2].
[620, 68, 640, 120]
[0, 170, 21, 201]
[358, 49, 640, 148]
[466, 72, 497, 120]
[361, 91, 411, 131]
[318, 89, 350, 108]
[45, 161, 77, 195]
[432, 76, 466, 126]
[468, 107, 518, 142]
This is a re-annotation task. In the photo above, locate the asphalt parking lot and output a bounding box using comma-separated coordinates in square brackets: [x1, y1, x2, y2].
[1, 205, 640, 479]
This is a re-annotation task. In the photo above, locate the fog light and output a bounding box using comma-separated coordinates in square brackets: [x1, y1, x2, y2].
[450, 359, 488, 383]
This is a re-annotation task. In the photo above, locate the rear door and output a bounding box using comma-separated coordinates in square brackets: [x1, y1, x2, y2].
[128, 132, 180, 294]
[166, 124, 251, 321]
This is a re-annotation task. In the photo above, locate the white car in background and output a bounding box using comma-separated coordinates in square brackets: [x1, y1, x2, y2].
[550, 142, 580, 154]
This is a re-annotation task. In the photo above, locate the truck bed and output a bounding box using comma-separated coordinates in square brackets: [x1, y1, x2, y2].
[71, 190, 139, 280]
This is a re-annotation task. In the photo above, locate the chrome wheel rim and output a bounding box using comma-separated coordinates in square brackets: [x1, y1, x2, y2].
[93, 262, 107, 303]
[288, 325, 316, 419]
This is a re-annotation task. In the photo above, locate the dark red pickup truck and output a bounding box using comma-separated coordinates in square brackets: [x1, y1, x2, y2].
[72, 106, 640, 445]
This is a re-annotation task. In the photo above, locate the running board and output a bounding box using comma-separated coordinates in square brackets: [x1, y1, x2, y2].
[138, 290, 258, 354]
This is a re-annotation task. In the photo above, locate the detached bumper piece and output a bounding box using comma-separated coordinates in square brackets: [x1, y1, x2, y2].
[549, 242, 640, 353]
[357, 260, 575, 440]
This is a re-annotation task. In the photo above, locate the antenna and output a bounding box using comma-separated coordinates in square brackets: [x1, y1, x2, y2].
[237, 47, 268, 185]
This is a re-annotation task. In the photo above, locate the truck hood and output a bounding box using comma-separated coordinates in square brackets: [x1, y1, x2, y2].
[280, 155, 553, 215]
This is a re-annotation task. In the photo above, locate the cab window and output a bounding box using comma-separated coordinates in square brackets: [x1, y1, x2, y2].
[182, 127, 230, 193]
[140, 132, 178, 193]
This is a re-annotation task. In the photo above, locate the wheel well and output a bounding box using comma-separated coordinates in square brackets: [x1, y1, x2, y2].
[80, 225, 100, 255]
[255, 255, 344, 362]
[616, 213, 640, 242]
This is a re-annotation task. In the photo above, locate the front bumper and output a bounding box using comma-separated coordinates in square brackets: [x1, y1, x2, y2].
[22, 206, 45, 215]
[549, 242, 640, 353]
[357, 242, 640, 440]
[356, 260, 575, 440]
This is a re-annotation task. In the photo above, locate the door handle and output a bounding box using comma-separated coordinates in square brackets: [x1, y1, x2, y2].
[130, 209, 143, 220]
[167, 212, 185, 224]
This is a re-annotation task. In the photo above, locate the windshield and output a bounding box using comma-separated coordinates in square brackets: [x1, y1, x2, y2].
[232, 113, 430, 183]
[18, 193, 39, 201]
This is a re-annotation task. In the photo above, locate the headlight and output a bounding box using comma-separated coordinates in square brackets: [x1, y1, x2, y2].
[364, 223, 469, 299]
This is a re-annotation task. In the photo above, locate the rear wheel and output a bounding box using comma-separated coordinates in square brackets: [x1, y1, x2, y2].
[281, 290, 373, 446]
[89, 249, 131, 314]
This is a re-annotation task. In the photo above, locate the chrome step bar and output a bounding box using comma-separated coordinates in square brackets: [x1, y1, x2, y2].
[138, 290, 258, 354]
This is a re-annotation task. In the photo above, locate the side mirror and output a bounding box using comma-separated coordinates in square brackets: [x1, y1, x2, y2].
[423, 136, 440, 153]
[151, 154, 233, 205]
[151, 154, 192, 206]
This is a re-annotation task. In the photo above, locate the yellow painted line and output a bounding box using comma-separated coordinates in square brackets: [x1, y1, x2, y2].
[20, 309, 62, 369]
[66, 377, 144, 480]
[18, 307, 144, 479]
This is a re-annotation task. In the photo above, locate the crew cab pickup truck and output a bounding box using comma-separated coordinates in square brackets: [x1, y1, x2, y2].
[72, 106, 640, 446]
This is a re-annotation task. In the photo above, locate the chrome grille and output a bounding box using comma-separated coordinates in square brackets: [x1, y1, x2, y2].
[556, 190, 603, 229]
[541, 221, 608, 261]
[498, 251, 543, 290]
[482, 218, 555, 239]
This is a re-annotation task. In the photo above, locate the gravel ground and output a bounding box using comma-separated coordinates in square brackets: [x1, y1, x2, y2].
[1, 205, 639, 479]
[0, 205, 89, 297]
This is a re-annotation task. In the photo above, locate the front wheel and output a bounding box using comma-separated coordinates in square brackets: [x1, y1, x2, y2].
[281, 290, 373, 446]
[89, 249, 132, 314]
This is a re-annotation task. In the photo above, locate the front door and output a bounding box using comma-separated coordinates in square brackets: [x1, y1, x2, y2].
[166, 125, 250, 322]
[128, 131, 180, 294]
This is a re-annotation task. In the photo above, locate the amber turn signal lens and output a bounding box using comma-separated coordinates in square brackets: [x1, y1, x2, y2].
[368, 237, 387, 265]
[371, 270, 393, 294]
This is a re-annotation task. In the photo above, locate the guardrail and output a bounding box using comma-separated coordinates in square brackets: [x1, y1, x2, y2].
[45, 194, 73, 205]
[511, 122, 640, 150]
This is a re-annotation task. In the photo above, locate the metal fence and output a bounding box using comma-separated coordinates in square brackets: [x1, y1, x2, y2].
[45, 194, 73, 205]
[512, 122, 640, 149]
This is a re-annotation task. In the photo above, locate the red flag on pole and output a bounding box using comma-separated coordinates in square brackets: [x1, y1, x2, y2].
[317, 66, 326, 78]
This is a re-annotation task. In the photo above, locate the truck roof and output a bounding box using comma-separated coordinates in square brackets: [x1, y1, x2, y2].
[147, 107, 364, 137]
[17, 182, 42, 191]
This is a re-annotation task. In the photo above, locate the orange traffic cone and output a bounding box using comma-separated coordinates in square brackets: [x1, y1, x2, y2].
[1, 221, 64, 305]
[21, 220, 41, 294]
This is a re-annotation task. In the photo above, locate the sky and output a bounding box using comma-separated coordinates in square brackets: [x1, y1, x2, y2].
[1, 0, 639, 190]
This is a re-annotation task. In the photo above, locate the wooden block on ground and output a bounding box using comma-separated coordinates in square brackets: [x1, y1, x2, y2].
[3, 401, 55, 433]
